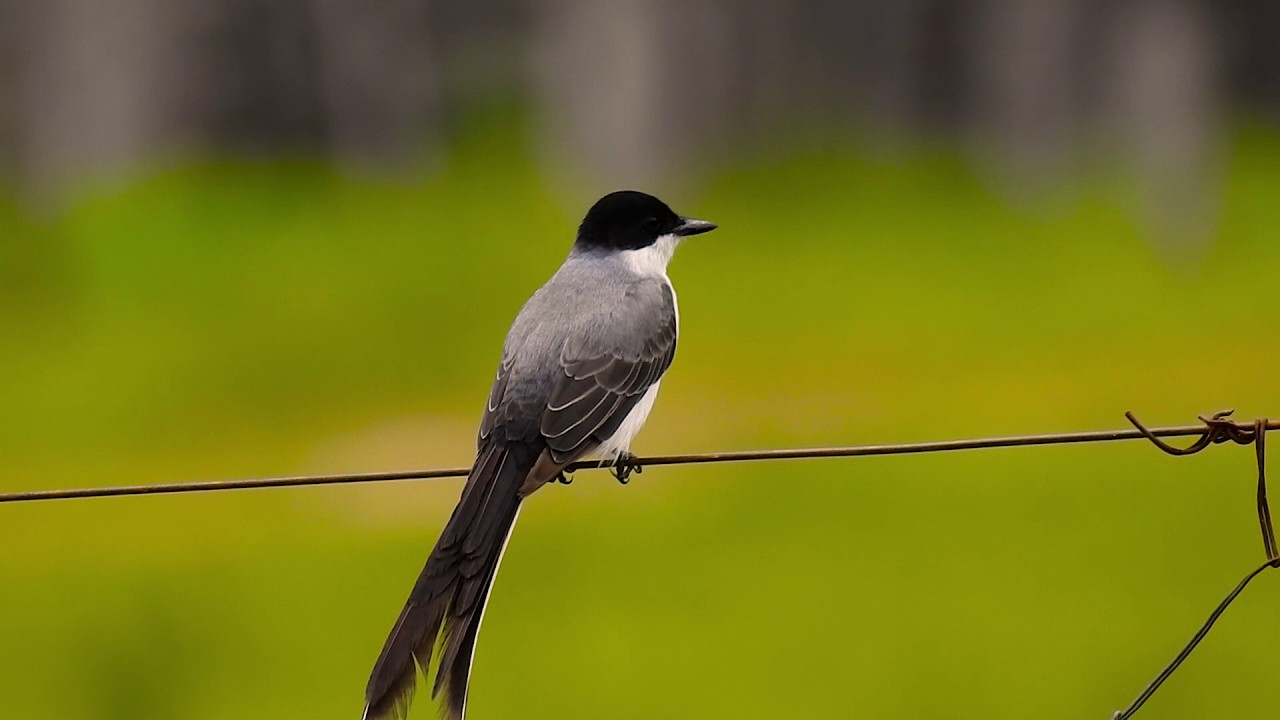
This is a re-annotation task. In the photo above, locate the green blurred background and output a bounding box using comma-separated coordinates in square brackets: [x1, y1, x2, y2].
[2, 2, 1279, 719]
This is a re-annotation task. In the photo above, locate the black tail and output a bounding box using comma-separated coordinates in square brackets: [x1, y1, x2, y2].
[364, 442, 533, 720]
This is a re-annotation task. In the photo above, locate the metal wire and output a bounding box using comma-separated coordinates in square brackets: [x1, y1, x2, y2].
[3, 410, 1278, 720]
[1106, 410, 1276, 719]
[2, 415, 1277, 504]
[1112, 557, 1278, 720]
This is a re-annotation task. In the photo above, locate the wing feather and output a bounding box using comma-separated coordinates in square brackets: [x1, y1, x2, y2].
[541, 281, 678, 463]
[478, 355, 513, 443]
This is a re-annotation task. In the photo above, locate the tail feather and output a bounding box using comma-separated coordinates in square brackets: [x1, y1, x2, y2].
[435, 503, 522, 717]
[363, 443, 532, 720]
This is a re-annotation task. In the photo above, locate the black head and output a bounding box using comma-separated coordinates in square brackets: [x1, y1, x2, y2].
[574, 190, 717, 251]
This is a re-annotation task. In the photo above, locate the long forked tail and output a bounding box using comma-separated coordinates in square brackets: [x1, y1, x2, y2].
[363, 443, 533, 720]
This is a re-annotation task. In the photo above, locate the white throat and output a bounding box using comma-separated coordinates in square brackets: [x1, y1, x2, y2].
[620, 234, 679, 278]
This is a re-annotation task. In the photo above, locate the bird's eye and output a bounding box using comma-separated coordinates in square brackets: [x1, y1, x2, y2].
[641, 216, 660, 232]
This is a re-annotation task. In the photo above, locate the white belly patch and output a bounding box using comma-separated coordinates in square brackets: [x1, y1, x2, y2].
[597, 383, 661, 460]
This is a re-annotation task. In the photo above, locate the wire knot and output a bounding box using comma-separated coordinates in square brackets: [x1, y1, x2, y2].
[1113, 410, 1275, 720]
[1124, 409, 1257, 455]
[1126, 409, 1273, 561]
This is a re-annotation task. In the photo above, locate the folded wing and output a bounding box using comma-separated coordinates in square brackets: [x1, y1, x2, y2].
[541, 281, 678, 464]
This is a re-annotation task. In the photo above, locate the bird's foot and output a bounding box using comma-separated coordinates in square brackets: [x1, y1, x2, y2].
[553, 470, 574, 486]
[610, 452, 644, 485]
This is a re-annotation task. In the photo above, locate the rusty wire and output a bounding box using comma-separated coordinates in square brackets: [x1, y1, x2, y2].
[2, 410, 1278, 718]
[2, 414, 1278, 504]
[1111, 411, 1275, 720]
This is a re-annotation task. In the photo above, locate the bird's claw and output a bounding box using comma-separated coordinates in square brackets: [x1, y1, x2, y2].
[553, 470, 574, 486]
[610, 452, 644, 484]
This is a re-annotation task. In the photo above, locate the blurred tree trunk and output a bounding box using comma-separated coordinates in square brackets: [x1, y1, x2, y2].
[731, 1, 808, 138]
[11, 0, 332, 196]
[650, 0, 739, 172]
[966, 0, 1084, 195]
[199, 0, 326, 153]
[532, 0, 829, 188]
[0, 0, 1261, 214]
[847, 0, 927, 137]
[309, 0, 440, 169]
[1108, 0, 1221, 257]
[531, 0, 675, 188]
[20, 0, 171, 195]
[1224, 0, 1280, 117]
[0, 0, 28, 181]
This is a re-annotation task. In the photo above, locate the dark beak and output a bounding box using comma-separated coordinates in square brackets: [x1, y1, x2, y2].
[674, 217, 717, 237]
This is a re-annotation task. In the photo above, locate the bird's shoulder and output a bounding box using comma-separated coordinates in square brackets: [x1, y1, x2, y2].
[513, 260, 674, 356]
[561, 284, 674, 360]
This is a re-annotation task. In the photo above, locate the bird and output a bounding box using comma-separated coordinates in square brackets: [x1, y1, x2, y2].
[362, 190, 717, 720]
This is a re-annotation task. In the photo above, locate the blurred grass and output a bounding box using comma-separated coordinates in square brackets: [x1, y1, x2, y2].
[1, 125, 1279, 719]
